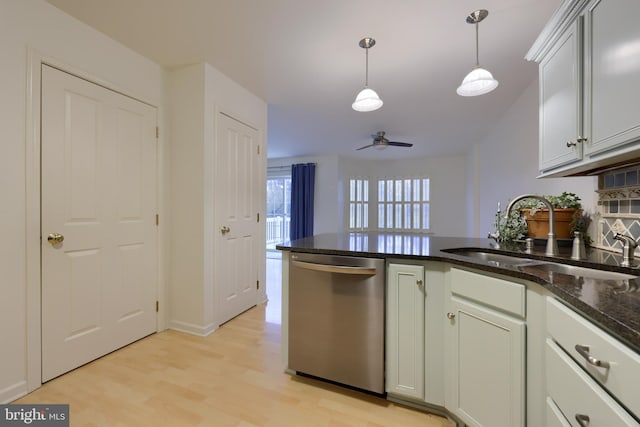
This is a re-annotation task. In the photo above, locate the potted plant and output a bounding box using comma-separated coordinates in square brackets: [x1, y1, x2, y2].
[497, 192, 591, 244]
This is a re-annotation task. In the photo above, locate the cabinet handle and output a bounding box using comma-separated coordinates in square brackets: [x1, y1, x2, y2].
[575, 414, 590, 427]
[575, 344, 610, 369]
[416, 279, 423, 287]
[446, 312, 455, 320]
[566, 136, 588, 147]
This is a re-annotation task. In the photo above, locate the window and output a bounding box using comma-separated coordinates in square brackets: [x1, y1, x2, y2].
[348, 177, 430, 232]
[266, 176, 291, 249]
[349, 178, 368, 230]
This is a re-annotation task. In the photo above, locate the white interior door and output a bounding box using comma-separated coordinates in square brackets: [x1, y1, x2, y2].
[41, 64, 157, 382]
[215, 112, 261, 325]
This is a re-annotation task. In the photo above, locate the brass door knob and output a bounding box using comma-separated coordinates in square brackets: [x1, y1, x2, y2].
[47, 233, 64, 245]
[220, 226, 230, 234]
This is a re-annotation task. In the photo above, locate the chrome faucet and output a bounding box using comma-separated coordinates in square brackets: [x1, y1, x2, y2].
[613, 233, 638, 267]
[505, 194, 559, 257]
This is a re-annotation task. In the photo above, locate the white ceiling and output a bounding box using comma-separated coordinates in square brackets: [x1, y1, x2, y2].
[46, 0, 561, 160]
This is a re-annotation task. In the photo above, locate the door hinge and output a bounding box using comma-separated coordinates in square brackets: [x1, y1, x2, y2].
[156, 301, 159, 312]
[256, 280, 260, 290]
[257, 145, 260, 155]
[156, 126, 160, 139]
[156, 214, 159, 226]
[257, 212, 260, 222]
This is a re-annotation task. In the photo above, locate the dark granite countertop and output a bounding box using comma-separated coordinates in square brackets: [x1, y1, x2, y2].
[277, 232, 640, 355]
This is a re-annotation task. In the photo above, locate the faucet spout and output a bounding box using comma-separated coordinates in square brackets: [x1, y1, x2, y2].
[505, 194, 559, 257]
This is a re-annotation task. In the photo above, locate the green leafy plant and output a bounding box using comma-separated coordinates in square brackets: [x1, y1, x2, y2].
[497, 209, 528, 241]
[512, 192, 583, 214]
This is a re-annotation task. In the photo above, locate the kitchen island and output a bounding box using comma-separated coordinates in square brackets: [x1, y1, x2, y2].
[277, 232, 640, 427]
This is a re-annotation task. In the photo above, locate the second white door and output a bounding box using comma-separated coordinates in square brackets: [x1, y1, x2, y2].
[215, 112, 261, 325]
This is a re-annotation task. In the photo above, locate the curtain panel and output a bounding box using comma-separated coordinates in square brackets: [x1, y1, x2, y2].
[290, 163, 315, 240]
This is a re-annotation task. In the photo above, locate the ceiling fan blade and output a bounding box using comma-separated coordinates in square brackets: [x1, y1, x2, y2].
[387, 141, 413, 148]
[356, 144, 376, 151]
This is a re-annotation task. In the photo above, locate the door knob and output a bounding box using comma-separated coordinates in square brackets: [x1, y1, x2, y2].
[47, 233, 64, 245]
[220, 226, 230, 234]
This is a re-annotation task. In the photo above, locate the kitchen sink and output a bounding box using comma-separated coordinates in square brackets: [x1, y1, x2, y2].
[445, 248, 638, 281]
[443, 249, 540, 267]
[520, 262, 637, 281]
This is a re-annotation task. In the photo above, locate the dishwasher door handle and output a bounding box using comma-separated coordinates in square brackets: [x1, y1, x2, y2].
[291, 260, 377, 275]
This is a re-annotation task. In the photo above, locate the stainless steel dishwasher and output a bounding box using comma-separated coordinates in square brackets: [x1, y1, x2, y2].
[288, 252, 385, 394]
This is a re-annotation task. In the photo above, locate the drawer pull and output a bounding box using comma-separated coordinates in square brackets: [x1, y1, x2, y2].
[575, 414, 590, 426]
[575, 344, 610, 369]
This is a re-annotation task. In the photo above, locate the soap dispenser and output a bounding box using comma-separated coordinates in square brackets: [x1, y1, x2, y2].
[571, 231, 587, 260]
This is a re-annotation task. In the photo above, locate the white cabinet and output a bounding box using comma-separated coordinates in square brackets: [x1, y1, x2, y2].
[546, 297, 640, 422]
[528, 0, 640, 176]
[546, 338, 639, 426]
[584, 0, 640, 156]
[386, 263, 425, 400]
[445, 268, 526, 427]
[539, 20, 583, 171]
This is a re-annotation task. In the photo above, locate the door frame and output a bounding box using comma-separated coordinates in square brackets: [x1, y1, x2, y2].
[25, 49, 165, 393]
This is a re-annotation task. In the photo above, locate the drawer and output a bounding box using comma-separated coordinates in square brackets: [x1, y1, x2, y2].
[450, 268, 525, 317]
[546, 397, 571, 427]
[547, 297, 640, 418]
[546, 339, 639, 426]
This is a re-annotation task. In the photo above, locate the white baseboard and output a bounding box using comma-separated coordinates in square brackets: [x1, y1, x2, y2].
[168, 320, 218, 337]
[0, 381, 28, 404]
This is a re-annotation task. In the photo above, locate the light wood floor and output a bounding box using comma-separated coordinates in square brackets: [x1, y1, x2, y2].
[15, 303, 451, 426]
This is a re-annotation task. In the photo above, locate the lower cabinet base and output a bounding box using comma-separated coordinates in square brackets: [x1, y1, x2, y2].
[386, 394, 463, 427]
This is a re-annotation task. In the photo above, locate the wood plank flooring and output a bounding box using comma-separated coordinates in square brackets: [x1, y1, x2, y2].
[15, 303, 451, 426]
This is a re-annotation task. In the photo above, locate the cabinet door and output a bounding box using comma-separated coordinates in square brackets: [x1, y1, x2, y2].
[539, 20, 583, 172]
[584, 0, 640, 155]
[386, 263, 424, 400]
[446, 297, 526, 427]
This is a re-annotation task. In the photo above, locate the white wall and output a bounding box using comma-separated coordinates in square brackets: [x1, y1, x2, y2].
[0, 0, 166, 402]
[168, 63, 268, 335]
[268, 153, 468, 237]
[342, 156, 468, 237]
[469, 78, 597, 238]
[268, 155, 344, 234]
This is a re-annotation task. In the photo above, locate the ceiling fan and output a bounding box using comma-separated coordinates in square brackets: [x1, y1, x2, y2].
[356, 131, 413, 151]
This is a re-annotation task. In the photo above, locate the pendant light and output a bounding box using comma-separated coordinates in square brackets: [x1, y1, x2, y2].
[352, 37, 383, 112]
[457, 10, 499, 97]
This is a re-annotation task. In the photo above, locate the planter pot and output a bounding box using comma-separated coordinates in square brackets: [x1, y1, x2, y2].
[520, 208, 578, 239]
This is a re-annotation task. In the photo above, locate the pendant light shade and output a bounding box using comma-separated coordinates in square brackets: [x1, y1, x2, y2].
[457, 10, 498, 97]
[352, 37, 383, 112]
[353, 88, 383, 112]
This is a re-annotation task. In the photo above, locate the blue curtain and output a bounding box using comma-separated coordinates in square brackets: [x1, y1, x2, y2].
[290, 163, 315, 240]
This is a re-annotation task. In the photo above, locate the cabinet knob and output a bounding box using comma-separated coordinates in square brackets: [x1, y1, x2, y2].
[575, 414, 590, 427]
[446, 312, 456, 320]
[416, 279, 423, 287]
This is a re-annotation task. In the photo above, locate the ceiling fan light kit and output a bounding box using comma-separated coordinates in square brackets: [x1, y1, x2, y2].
[352, 37, 383, 112]
[457, 9, 499, 97]
[357, 131, 413, 151]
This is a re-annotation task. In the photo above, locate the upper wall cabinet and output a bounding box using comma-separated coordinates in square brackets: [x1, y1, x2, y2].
[527, 0, 640, 177]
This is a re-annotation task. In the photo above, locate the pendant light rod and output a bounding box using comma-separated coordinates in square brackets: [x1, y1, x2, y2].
[466, 9, 488, 67]
[359, 37, 375, 87]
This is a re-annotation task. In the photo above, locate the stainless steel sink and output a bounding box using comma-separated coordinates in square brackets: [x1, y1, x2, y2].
[444, 250, 540, 267]
[521, 262, 637, 281]
[446, 249, 638, 281]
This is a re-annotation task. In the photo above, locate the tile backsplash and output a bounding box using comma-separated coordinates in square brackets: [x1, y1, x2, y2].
[595, 165, 640, 253]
